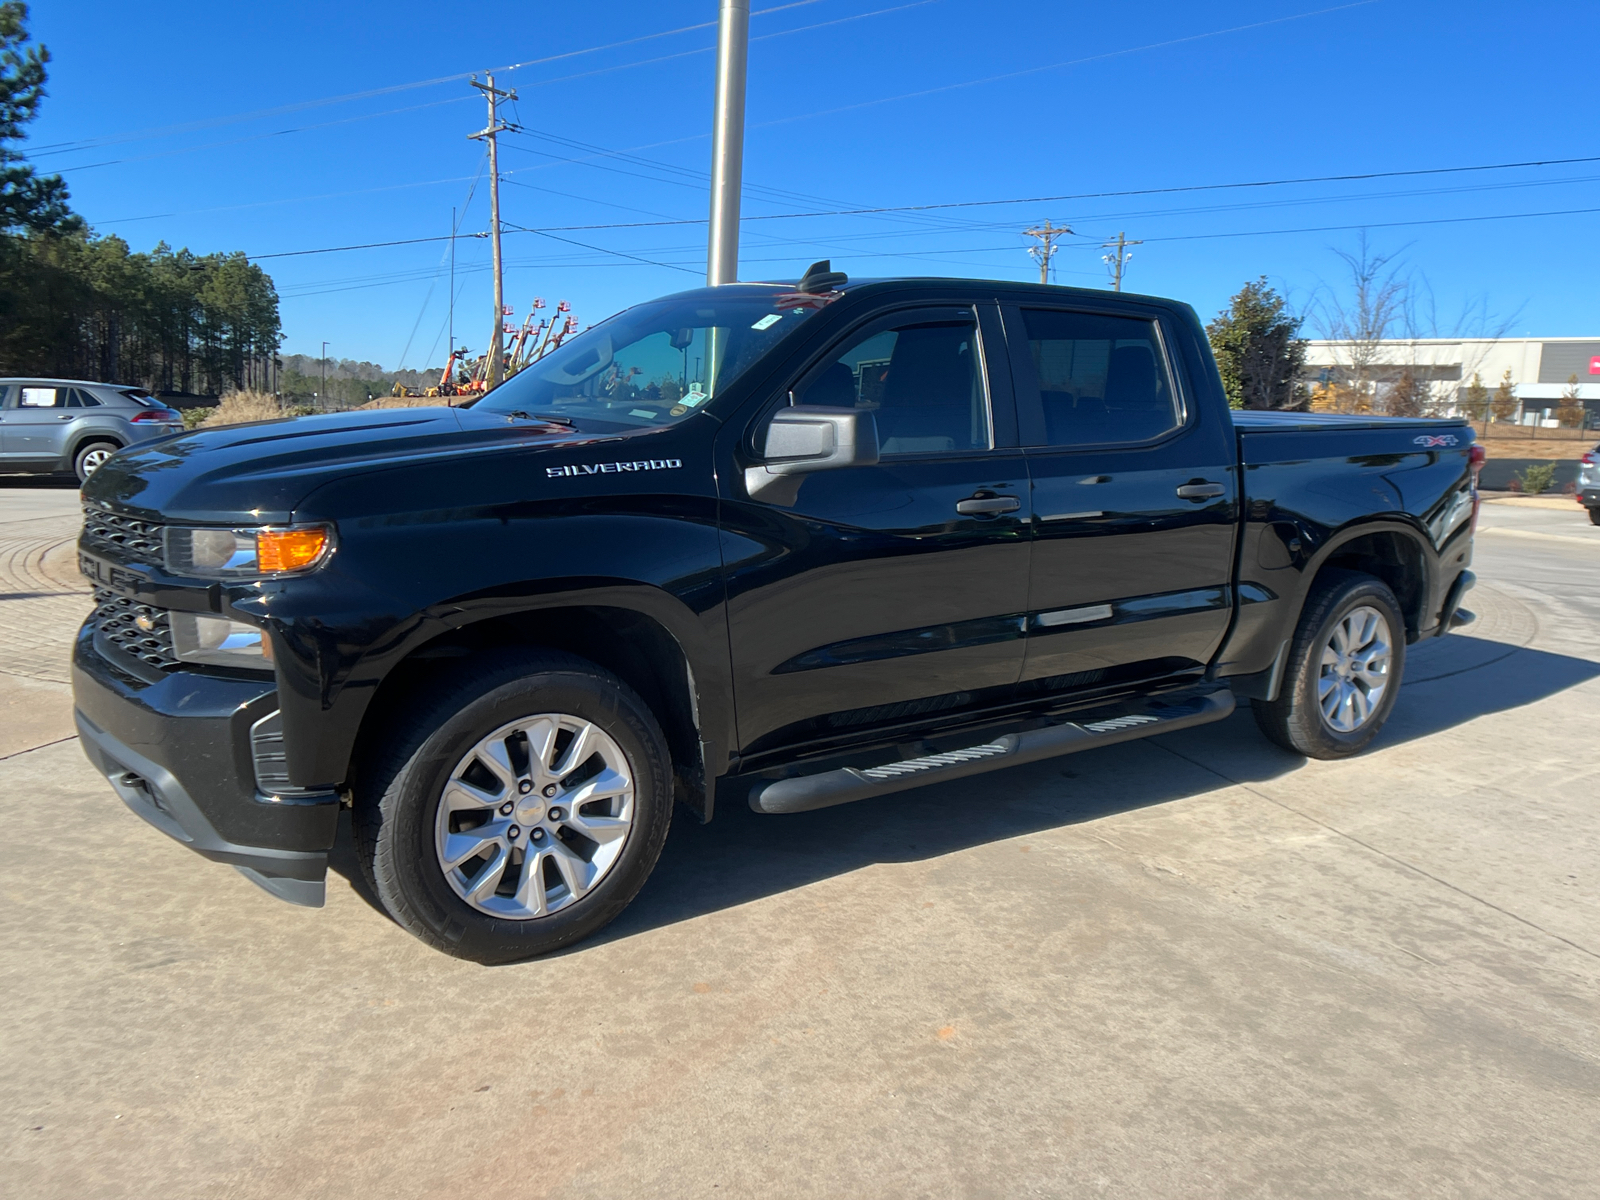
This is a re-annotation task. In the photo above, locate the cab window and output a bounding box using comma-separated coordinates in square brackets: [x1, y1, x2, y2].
[1021, 310, 1180, 447]
[793, 315, 989, 456]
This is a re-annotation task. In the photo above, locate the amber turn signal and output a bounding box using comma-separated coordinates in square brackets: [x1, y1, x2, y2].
[257, 527, 330, 573]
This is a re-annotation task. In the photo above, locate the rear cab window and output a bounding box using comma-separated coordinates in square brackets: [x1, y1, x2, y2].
[1014, 308, 1184, 448]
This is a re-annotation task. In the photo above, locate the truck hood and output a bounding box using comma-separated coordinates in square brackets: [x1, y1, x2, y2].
[81, 406, 597, 524]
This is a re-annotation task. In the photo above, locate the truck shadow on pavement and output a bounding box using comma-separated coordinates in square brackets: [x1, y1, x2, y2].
[324, 637, 1600, 946]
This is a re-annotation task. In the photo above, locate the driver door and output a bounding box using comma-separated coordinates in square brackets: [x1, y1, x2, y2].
[717, 300, 1033, 760]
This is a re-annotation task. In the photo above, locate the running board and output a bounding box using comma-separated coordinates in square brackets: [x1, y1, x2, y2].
[748, 689, 1236, 815]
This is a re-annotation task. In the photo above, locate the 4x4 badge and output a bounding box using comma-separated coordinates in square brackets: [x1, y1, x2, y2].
[1413, 434, 1459, 447]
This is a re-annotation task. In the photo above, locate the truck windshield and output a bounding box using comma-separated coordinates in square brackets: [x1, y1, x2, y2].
[468, 285, 837, 429]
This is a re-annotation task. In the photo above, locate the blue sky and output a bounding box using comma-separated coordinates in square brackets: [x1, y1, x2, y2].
[27, 0, 1600, 369]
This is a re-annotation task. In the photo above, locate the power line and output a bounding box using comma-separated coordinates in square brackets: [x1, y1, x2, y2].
[753, 0, 1381, 131]
[30, 0, 833, 159]
[500, 222, 700, 275]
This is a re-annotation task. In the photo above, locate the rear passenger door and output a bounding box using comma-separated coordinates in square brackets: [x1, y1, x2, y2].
[2, 384, 80, 463]
[1003, 302, 1239, 695]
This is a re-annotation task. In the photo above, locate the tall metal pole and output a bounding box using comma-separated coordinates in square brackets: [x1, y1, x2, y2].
[470, 73, 517, 388]
[706, 0, 749, 286]
[448, 205, 456, 366]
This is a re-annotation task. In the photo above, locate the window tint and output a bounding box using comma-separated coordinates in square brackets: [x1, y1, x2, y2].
[794, 317, 989, 455]
[19, 386, 66, 408]
[1022, 310, 1180, 446]
[71, 388, 102, 408]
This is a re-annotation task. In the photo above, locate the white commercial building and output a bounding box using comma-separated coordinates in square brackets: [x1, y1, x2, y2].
[1300, 336, 1600, 425]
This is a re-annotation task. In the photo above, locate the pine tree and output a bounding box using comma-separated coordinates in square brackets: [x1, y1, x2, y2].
[1490, 370, 1518, 423]
[1459, 372, 1489, 422]
[1386, 370, 1426, 417]
[1555, 374, 1584, 428]
[1206, 277, 1309, 410]
[0, 3, 78, 233]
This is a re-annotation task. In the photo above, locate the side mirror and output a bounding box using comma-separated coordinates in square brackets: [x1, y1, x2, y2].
[745, 405, 879, 501]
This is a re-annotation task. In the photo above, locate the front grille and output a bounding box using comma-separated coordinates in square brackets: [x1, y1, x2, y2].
[93, 587, 178, 669]
[82, 503, 164, 567]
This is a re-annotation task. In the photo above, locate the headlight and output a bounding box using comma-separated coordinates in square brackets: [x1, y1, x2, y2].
[170, 611, 271, 668]
[165, 524, 333, 578]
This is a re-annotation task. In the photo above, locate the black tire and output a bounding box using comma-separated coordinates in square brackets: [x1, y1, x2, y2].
[1588, 506, 1600, 526]
[73, 440, 121, 483]
[354, 649, 673, 963]
[1252, 569, 1407, 760]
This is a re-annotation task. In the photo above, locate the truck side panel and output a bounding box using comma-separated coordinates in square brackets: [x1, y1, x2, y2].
[1216, 425, 1476, 682]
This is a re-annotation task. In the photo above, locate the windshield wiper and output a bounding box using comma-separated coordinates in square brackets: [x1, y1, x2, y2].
[506, 410, 575, 426]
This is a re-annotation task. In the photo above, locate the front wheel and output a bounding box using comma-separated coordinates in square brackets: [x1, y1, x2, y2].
[74, 440, 120, 482]
[1253, 570, 1406, 759]
[355, 651, 673, 963]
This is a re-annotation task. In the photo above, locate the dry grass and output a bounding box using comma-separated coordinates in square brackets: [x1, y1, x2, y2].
[199, 390, 289, 428]
[1475, 437, 1591, 460]
[357, 396, 453, 410]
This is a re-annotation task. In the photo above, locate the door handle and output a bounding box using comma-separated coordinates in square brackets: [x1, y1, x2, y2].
[956, 494, 1020, 515]
[57, 414, 74, 420]
[1175, 482, 1225, 500]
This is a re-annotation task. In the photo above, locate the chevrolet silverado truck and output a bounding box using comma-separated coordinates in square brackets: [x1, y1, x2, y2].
[72, 264, 1483, 962]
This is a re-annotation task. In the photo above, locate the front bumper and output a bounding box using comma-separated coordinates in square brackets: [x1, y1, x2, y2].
[72, 625, 339, 907]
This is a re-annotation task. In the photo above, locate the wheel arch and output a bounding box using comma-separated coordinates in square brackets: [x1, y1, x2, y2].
[345, 597, 719, 821]
[1302, 520, 1432, 641]
[65, 430, 126, 470]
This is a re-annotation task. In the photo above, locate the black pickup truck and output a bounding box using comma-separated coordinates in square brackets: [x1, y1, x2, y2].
[73, 265, 1482, 962]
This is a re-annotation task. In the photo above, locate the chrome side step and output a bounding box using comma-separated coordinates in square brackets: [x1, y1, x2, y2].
[748, 689, 1235, 815]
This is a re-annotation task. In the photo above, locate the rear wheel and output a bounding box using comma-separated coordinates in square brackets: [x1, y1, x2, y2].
[1252, 570, 1406, 759]
[1588, 506, 1600, 526]
[355, 650, 673, 963]
[73, 440, 120, 482]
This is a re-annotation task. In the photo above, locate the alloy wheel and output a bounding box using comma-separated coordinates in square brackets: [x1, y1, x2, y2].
[1317, 605, 1392, 733]
[433, 713, 635, 919]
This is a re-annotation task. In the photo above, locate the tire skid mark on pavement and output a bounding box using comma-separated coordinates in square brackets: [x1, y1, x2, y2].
[1405, 581, 1537, 685]
[0, 519, 91, 685]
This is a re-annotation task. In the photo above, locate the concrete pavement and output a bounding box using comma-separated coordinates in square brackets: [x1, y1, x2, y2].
[1, 485, 1597, 1199]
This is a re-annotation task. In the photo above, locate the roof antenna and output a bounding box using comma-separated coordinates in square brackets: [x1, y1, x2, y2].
[797, 259, 847, 293]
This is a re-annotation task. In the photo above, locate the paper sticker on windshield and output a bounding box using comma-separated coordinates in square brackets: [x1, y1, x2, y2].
[751, 313, 782, 331]
[681, 383, 708, 407]
[629, 409, 657, 419]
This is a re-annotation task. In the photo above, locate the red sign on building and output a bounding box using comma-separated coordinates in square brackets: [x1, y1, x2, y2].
[1590, 355, 1600, 374]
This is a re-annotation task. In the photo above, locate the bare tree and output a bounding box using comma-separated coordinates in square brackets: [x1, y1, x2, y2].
[1312, 233, 1408, 412]
[1398, 277, 1523, 415]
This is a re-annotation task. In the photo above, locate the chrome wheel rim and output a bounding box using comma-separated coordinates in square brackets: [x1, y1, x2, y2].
[80, 448, 113, 475]
[434, 713, 635, 919]
[1318, 605, 1392, 733]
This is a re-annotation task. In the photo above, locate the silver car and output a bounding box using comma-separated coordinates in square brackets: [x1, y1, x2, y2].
[0, 378, 186, 482]
[1580, 441, 1599, 525]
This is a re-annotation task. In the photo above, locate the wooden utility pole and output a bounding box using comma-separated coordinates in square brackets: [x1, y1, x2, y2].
[1024, 220, 1073, 285]
[469, 73, 517, 389]
[1101, 230, 1142, 292]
